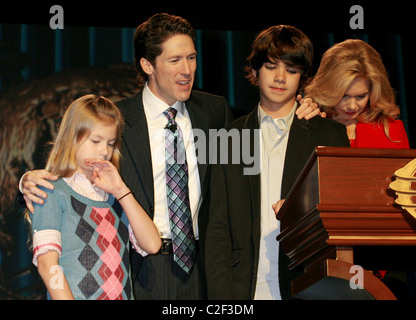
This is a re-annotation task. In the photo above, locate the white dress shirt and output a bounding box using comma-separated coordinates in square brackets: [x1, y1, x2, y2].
[63, 172, 109, 201]
[254, 102, 296, 300]
[142, 83, 202, 240]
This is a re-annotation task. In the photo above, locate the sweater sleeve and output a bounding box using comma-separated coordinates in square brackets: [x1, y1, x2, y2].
[31, 185, 64, 266]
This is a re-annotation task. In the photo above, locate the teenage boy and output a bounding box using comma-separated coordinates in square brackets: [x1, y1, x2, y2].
[204, 25, 350, 300]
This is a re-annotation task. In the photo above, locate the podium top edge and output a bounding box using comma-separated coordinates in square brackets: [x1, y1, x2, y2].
[314, 146, 416, 159]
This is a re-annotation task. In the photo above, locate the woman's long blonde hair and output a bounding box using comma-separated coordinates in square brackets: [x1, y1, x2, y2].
[305, 39, 400, 138]
[46, 94, 124, 177]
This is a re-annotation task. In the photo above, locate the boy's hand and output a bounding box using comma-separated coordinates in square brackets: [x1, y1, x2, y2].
[272, 199, 286, 217]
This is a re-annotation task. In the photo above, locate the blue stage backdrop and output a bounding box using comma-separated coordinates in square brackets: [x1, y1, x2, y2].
[0, 9, 415, 299]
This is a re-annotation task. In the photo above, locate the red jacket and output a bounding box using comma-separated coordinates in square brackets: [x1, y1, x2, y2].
[351, 119, 409, 148]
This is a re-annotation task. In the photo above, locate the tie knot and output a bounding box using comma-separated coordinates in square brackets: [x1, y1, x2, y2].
[164, 107, 178, 121]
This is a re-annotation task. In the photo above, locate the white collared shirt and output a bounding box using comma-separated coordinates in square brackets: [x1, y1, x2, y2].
[31, 172, 147, 266]
[142, 83, 202, 240]
[254, 102, 296, 300]
[63, 172, 109, 201]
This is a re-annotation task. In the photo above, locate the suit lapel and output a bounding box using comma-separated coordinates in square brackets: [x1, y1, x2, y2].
[186, 95, 209, 188]
[122, 92, 155, 213]
[244, 109, 262, 246]
[281, 116, 310, 197]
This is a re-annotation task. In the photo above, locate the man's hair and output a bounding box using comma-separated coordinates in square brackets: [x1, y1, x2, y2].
[246, 25, 313, 93]
[133, 13, 196, 88]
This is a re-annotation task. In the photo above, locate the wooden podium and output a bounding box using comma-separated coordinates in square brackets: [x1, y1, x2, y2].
[276, 147, 416, 300]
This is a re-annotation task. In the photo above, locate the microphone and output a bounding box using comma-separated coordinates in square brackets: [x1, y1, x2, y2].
[165, 122, 177, 133]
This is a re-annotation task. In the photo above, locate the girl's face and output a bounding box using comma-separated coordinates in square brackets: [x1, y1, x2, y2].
[333, 76, 370, 123]
[76, 123, 117, 179]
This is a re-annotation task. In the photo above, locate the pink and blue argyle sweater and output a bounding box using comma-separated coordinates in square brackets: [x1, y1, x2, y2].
[32, 178, 132, 300]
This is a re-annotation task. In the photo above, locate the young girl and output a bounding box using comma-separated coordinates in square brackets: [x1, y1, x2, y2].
[30, 94, 161, 300]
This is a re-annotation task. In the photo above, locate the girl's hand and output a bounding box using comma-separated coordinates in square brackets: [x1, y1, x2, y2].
[85, 159, 161, 255]
[83, 159, 129, 199]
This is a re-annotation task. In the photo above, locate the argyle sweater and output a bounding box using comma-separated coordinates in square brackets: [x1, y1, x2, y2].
[32, 178, 132, 300]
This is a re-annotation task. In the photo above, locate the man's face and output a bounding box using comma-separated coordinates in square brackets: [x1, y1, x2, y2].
[142, 34, 197, 106]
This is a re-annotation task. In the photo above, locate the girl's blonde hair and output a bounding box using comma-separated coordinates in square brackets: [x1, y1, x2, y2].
[304, 39, 400, 138]
[46, 94, 124, 177]
[25, 94, 124, 238]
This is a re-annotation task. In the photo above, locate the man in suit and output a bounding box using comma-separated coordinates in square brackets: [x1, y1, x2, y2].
[204, 25, 350, 300]
[20, 13, 232, 300]
[93, 13, 234, 299]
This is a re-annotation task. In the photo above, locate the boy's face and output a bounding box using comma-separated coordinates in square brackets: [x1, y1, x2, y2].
[142, 34, 197, 106]
[255, 60, 301, 113]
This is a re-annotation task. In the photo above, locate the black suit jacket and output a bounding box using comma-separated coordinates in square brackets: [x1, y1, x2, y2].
[205, 105, 350, 300]
[116, 90, 233, 278]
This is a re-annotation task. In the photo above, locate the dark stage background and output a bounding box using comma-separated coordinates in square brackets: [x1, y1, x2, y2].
[0, 1, 415, 299]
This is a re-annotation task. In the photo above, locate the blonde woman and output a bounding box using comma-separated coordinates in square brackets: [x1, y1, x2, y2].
[305, 39, 409, 148]
[30, 94, 161, 299]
